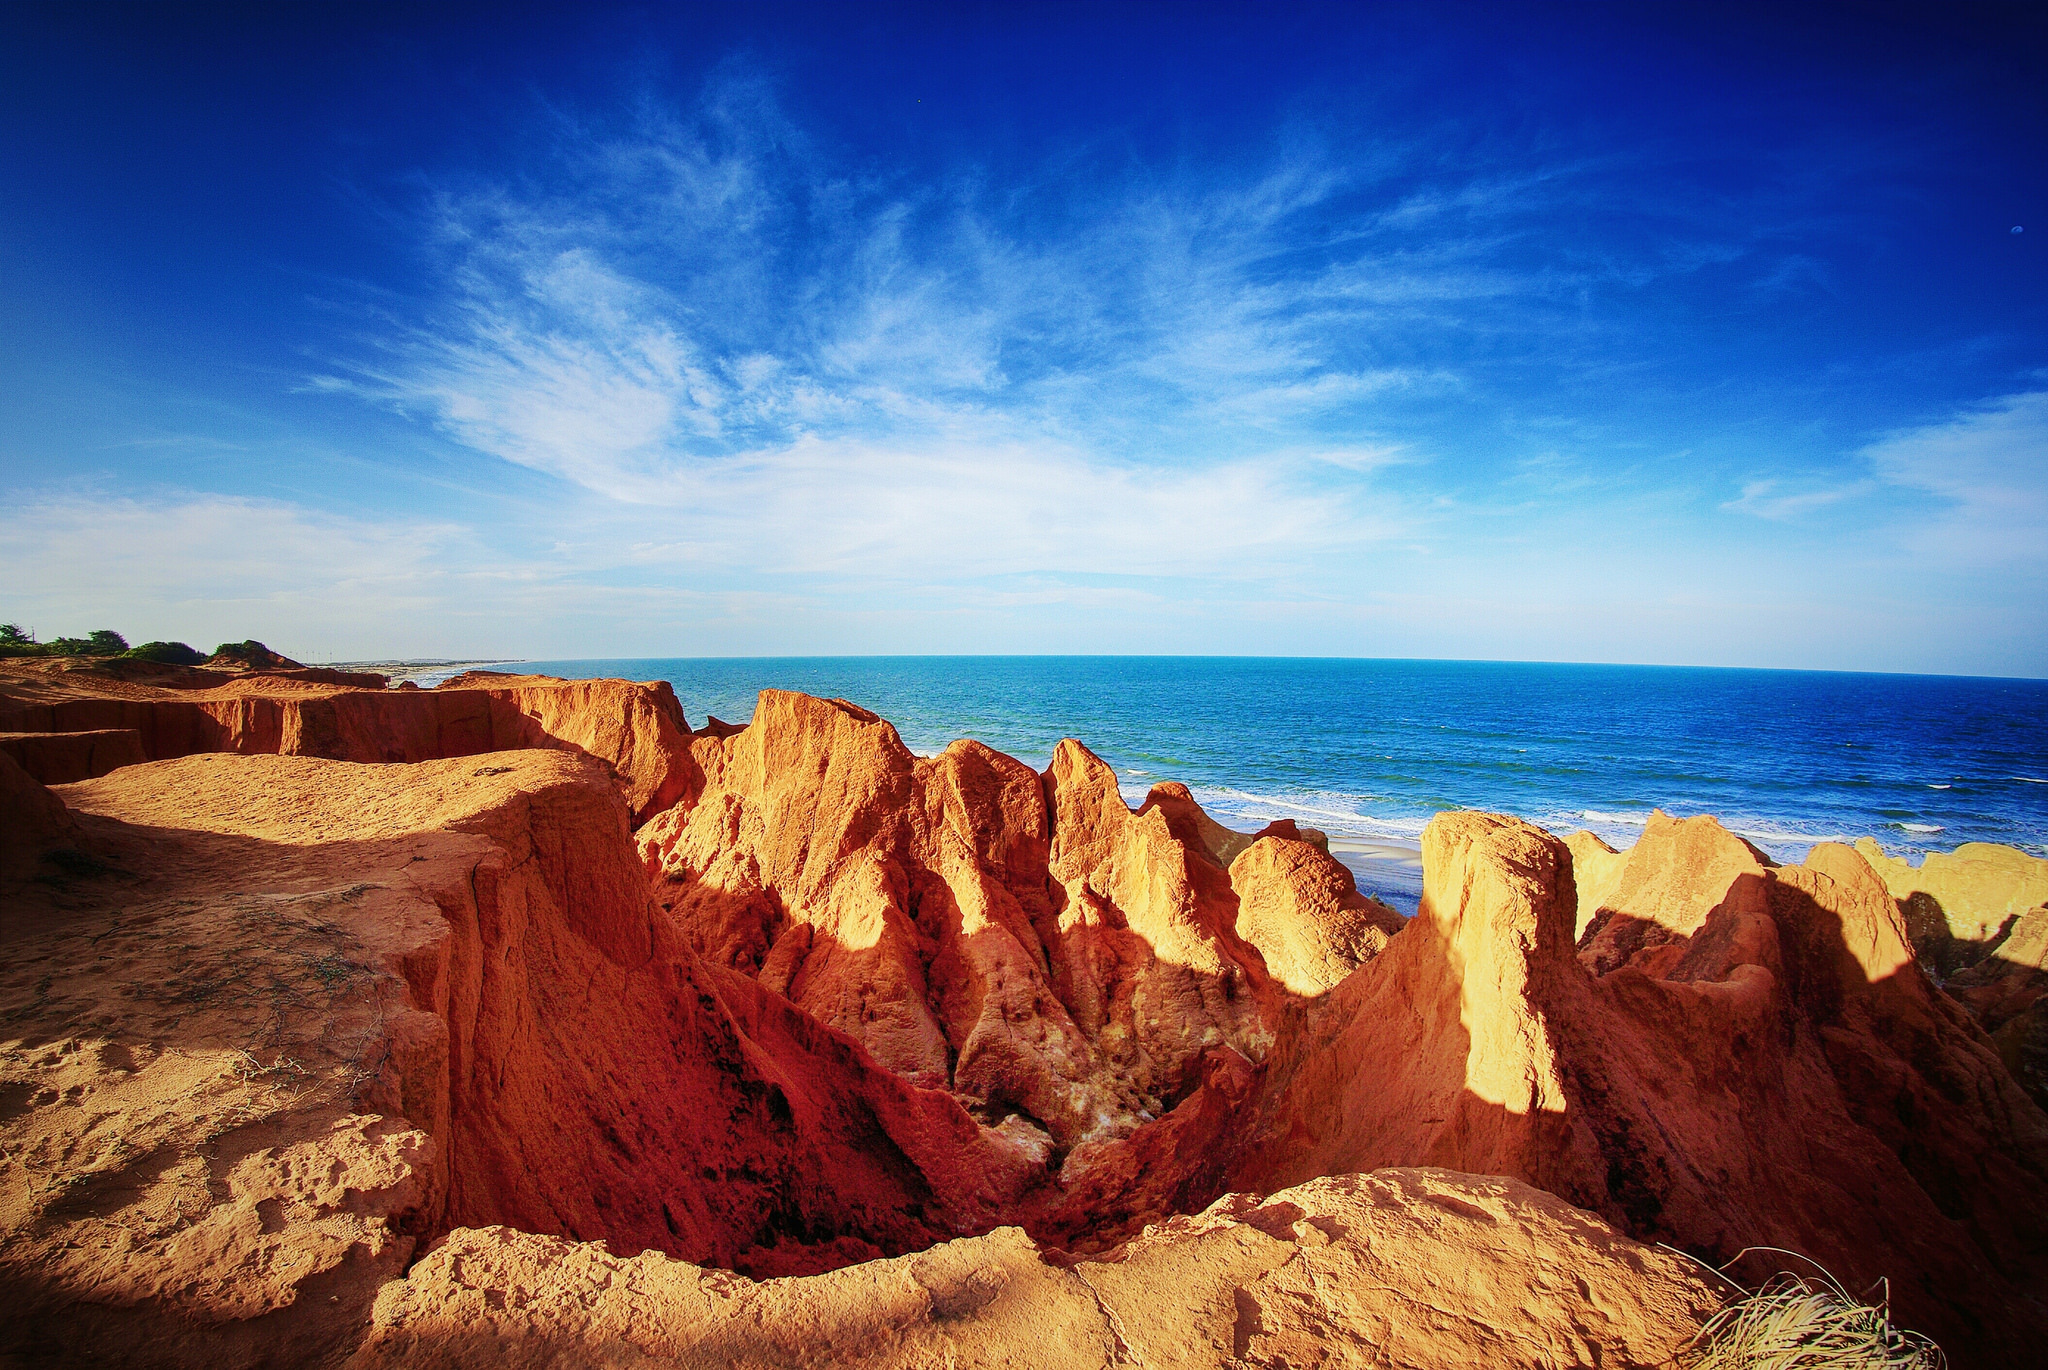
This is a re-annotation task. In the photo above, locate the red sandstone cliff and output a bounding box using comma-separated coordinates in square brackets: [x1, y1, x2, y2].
[0, 660, 695, 824]
[1231, 811, 2048, 1363]
[637, 692, 1294, 1159]
[5, 675, 2045, 1367]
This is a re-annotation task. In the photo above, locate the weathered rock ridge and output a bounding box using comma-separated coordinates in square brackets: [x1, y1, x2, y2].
[1233, 810, 2048, 1363]
[0, 659, 695, 823]
[3, 674, 2045, 1367]
[1853, 835, 2048, 1114]
[638, 693, 1346, 1160]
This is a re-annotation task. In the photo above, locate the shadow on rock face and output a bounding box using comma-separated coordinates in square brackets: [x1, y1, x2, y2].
[1229, 809, 2048, 1367]
[0, 752, 1056, 1367]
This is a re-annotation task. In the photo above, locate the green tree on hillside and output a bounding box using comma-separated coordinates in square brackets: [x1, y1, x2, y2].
[125, 641, 206, 665]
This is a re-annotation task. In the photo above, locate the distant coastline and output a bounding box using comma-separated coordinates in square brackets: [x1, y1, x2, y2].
[346, 656, 2046, 918]
[324, 658, 529, 683]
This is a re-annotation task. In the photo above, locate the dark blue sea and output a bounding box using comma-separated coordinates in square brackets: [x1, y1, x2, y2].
[420, 657, 2048, 914]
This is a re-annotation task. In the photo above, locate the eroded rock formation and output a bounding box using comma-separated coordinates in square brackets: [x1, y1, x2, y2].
[1, 749, 1050, 1365]
[1232, 810, 2048, 1362]
[1229, 833, 1405, 996]
[0, 659, 694, 823]
[1854, 835, 2048, 1112]
[4, 673, 2046, 1368]
[636, 692, 1294, 1165]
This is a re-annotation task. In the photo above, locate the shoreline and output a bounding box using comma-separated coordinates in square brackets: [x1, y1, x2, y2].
[324, 658, 529, 683]
[305, 657, 2048, 873]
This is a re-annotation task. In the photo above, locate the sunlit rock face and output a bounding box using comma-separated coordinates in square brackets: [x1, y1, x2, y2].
[3, 674, 2046, 1368]
[1232, 808, 2048, 1365]
[0, 658, 698, 825]
[638, 691, 1291, 1156]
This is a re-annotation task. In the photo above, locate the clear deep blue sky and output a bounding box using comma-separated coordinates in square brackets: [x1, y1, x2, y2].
[3, 2, 2044, 673]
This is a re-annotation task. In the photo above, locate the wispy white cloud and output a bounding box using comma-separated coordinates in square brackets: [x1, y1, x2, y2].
[1861, 389, 2048, 564]
[648, 437, 1389, 581]
[1722, 476, 1874, 520]
[317, 71, 1732, 551]
[242, 67, 2047, 674]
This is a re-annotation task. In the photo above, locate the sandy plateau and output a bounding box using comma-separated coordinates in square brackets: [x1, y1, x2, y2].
[1, 656, 2045, 1367]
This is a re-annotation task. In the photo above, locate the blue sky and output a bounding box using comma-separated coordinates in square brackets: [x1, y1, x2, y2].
[3, 1, 2044, 673]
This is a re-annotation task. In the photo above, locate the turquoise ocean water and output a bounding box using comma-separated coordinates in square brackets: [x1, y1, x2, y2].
[421, 657, 2048, 914]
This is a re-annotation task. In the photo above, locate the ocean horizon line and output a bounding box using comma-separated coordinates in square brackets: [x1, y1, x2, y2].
[325, 652, 2048, 686]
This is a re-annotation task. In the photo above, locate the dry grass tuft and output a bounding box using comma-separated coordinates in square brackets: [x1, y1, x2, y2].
[1679, 1249, 1943, 1370]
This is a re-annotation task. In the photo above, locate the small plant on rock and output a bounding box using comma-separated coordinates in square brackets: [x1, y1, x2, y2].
[1680, 1251, 1943, 1370]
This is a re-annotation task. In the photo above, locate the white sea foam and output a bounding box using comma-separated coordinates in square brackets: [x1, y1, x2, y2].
[1579, 809, 1650, 827]
[1928, 783, 1952, 789]
[1898, 822, 1945, 834]
[1191, 785, 1432, 842]
[1726, 822, 1850, 848]
[1325, 838, 1425, 865]
[1565, 806, 1852, 857]
[2015, 777, 2048, 784]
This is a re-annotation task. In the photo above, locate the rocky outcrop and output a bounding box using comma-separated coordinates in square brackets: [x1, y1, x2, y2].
[639, 692, 1282, 1159]
[1228, 833, 1405, 996]
[1233, 811, 2048, 1365]
[1572, 810, 1772, 975]
[433, 671, 699, 821]
[0, 664, 696, 824]
[352, 1170, 1718, 1370]
[1855, 837, 2048, 1111]
[0, 749, 1053, 1366]
[10, 680, 2047, 1368]
[0, 735, 1723, 1370]
[1251, 815, 1331, 851]
[1855, 836, 2048, 975]
[1564, 828, 1627, 939]
[1139, 780, 1259, 866]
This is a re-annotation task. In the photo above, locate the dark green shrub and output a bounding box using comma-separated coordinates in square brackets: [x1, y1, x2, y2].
[125, 641, 206, 665]
[208, 640, 300, 669]
[87, 629, 129, 654]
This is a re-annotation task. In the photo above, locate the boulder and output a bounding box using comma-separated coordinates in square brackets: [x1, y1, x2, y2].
[1229, 833, 1405, 996]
